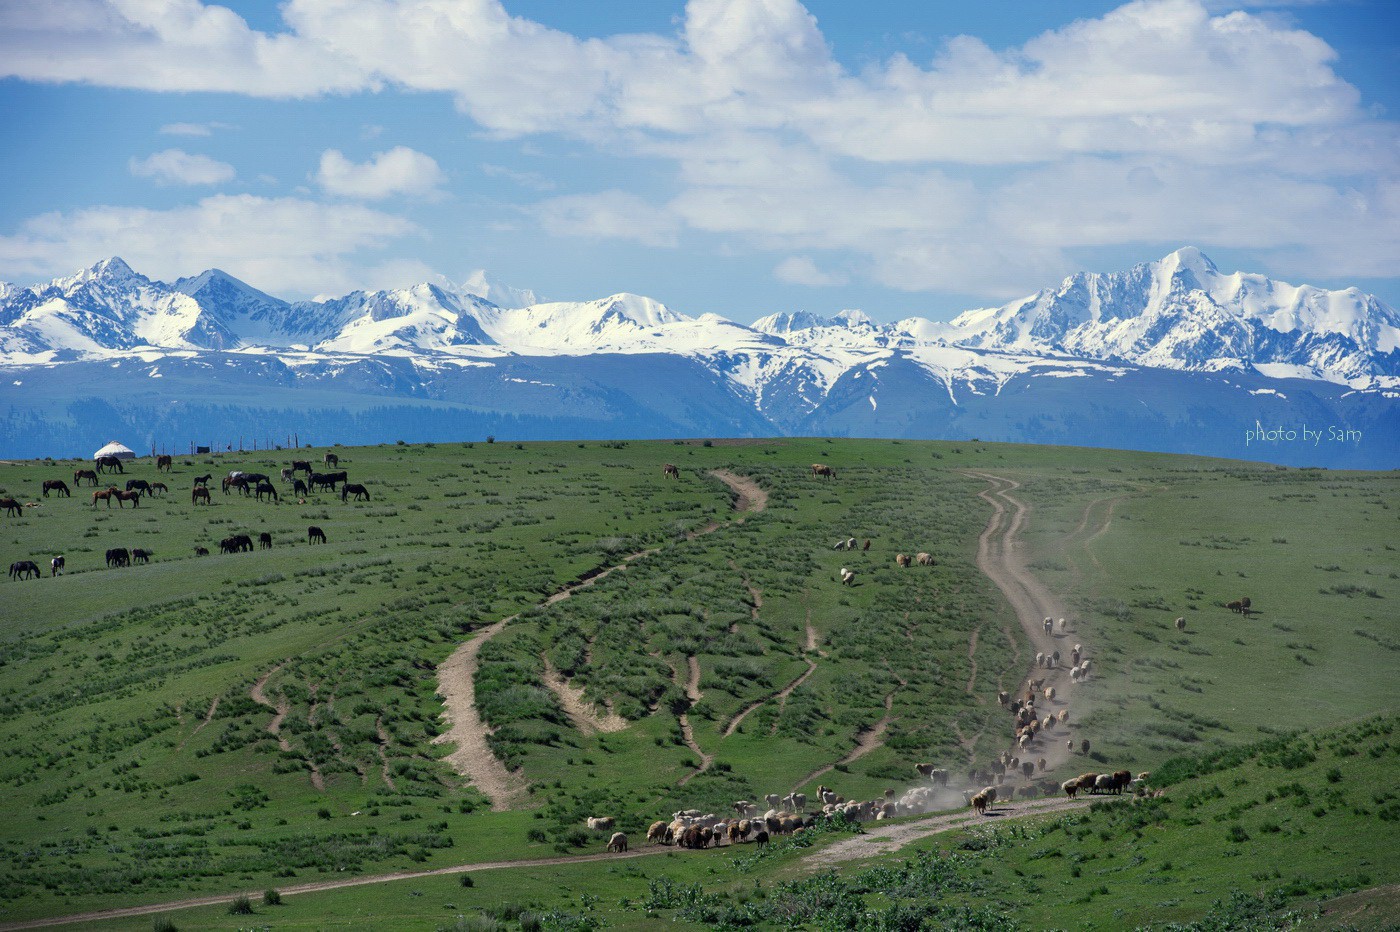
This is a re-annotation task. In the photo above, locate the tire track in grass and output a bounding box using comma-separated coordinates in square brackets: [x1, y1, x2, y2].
[250, 663, 325, 791]
[436, 470, 767, 806]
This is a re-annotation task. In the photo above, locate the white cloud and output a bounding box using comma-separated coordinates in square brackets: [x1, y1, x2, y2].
[481, 163, 556, 192]
[3, 0, 1397, 298]
[315, 147, 446, 200]
[774, 256, 847, 286]
[158, 121, 231, 136]
[534, 191, 679, 248]
[0, 195, 420, 295]
[129, 148, 236, 186]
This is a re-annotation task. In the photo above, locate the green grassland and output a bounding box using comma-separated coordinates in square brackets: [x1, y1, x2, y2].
[0, 438, 1395, 928]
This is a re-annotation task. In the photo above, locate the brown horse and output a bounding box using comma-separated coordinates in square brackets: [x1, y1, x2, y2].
[74, 469, 99, 486]
[149, 482, 168, 496]
[0, 498, 22, 517]
[112, 489, 141, 508]
[192, 487, 211, 505]
[323, 452, 339, 467]
[95, 455, 125, 474]
[92, 489, 114, 508]
[663, 463, 680, 479]
[156, 455, 172, 472]
[42, 479, 71, 498]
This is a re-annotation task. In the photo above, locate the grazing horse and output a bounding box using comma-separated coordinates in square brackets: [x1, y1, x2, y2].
[0, 497, 21, 517]
[254, 481, 279, 502]
[9, 560, 40, 580]
[307, 525, 327, 545]
[663, 463, 680, 480]
[291, 460, 313, 475]
[105, 547, 130, 568]
[292, 479, 308, 497]
[341, 483, 370, 502]
[224, 476, 251, 496]
[149, 482, 168, 496]
[42, 479, 71, 498]
[50, 555, 64, 576]
[280, 467, 295, 483]
[125, 479, 151, 496]
[258, 532, 273, 549]
[74, 469, 99, 486]
[193, 474, 211, 488]
[811, 463, 835, 479]
[112, 490, 141, 508]
[242, 473, 269, 485]
[91, 489, 115, 508]
[192, 486, 211, 505]
[131, 549, 152, 564]
[95, 455, 125, 474]
[156, 455, 172, 472]
[194, 546, 209, 556]
[324, 452, 339, 467]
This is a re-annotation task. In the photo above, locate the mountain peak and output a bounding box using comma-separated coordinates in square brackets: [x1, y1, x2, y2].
[1160, 246, 1218, 277]
[80, 256, 140, 283]
[752, 309, 877, 334]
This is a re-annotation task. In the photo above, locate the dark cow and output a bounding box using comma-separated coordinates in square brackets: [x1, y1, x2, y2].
[95, 455, 125, 474]
[810, 463, 835, 479]
[156, 455, 172, 472]
[307, 526, 327, 545]
[9, 560, 41, 580]
[42, 479, 71, 498]
[341, 483, 370, 502]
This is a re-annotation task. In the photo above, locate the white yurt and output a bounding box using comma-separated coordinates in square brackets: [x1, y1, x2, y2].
[93, 440, 136, 462]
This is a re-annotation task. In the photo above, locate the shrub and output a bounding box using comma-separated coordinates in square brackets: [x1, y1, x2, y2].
[227, 894, 254, 915]
[263, 888, 282, 905]
[152, 918, 178, 932]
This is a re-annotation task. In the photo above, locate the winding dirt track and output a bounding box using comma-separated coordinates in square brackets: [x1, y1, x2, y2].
[0, 797, 1091, 931]
[961, 472, 1079, 777]
[435, 469, 767, 808]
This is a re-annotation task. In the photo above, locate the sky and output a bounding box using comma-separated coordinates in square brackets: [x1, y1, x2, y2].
[0, 0, 1397, 323]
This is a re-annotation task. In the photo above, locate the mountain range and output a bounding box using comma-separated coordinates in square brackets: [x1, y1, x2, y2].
[1, 249, 1396, 467]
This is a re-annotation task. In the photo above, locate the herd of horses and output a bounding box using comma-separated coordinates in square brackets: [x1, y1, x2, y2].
[7, 452, 347, 581]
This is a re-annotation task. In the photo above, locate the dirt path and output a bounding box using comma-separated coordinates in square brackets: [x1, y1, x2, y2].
[375, 717, 397, 791]
[1, 797, 1094, 930]
[176, 696, 218, 750]
[249, 665, 325, 791]
[674, 654, 714, 786]
[791, 690, 895, 793]
[801, 795, 1093, 869]
[965, 626, 981, 695]
[541, 656, 628, 736]
[961, 472, 1079, 778]
[435, 469, 767, 808]
[724, 655, 818, 738]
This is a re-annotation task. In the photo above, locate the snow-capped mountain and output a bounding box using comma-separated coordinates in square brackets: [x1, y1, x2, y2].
[1, 250, 1397, 467]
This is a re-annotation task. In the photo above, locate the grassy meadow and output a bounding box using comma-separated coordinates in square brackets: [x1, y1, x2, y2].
[0, 437, 1395, 928]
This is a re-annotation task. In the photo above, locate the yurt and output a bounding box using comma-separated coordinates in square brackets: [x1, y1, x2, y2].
[93, 440, 136, 462]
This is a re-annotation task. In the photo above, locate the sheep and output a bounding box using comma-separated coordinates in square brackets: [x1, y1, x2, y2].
[997, 690, 1009, 705]
[971, 791, 989, 815]
[607, 832, 628, 852]
[1175, 616, 1186, 632]
[1067, 738, 1075, 752]
[1043, 618, 1053, 635]
[647, 821, 668, 845]
[765, 793, 782, 809]
[1058, 709, 1069, 724]
[915, 552, 934, 566]
[727, 822, 743, 844]
[793, 792, 807, 811]
[1081, 739, 1091, 755]
[1045, 686, 1056, 701]
[1061, 779, 1079, 799]
[1057, 618, 1066, 631]
[840, 567, 856, 586]
[895, 553, 911, 567]
[1094, 774, 1115, 794]
[1035, 651, 1044, 667]
[1038, 757, 1047, 771]
[754, 830, 770, 849]
[1021, 761, 1035, 778]
[586, 816, 614, 832]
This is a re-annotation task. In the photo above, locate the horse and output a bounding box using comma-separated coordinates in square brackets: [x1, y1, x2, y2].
[242, 473, 270, 485]
[811, 463, 835, 479]
[292, 479, 308, 497]
[255, 481, 279, 502]
[112, 490, 141, 508]
[663, 463, 680, 480]
[307, 526, 327, 545]
[42, 480, 71, 498]
[50, 555, 64, 576]
[95, 455, 125, 474]
[156, 455, 172, 472]
[149, 482, 168, 496]
[0, 498, 21, 517]
[194, 546, 209, 556]
[131, 549, 152, 564]
[258, 532, 273, 549]
[74, 469, 99, 486]
[219, 537, 238, 554]
[341, 483, 370, 502]
[105, 547, 130, 568]
[9, 560, 40, 580]
[323, 452, 339, 467]
[280, 467, 295, 483]
[224, 476, 251, 496]
[193, 474, 211, 488]
[91, 489, 114, 508]
[192, 487, 211, 505]
[291, 460, 313, 475]
[125, 479, 151, 496]
[233, 534, 254, 552]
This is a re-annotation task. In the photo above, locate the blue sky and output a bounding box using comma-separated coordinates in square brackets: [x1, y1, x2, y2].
[1, 0, 1397, 322]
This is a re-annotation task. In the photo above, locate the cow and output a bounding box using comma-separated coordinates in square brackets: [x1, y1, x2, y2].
[810, 463, 835, 479]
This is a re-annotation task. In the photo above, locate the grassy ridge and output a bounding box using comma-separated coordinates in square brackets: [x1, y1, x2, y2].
[0, 438, 1395, 926]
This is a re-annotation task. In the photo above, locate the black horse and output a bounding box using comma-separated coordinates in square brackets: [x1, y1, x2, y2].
[9, 560, 40, 580]
[307, 526, 327, 545]
[105, 547, 130, 568]
[95, 455, 125, 474]
[341, 483, 370, 502]
[42, 479, 71, 498]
